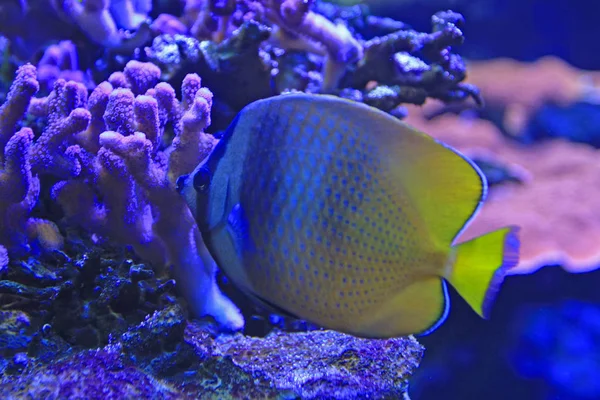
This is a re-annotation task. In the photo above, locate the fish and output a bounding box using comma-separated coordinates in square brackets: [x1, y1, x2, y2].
[179, 93, 520, 338]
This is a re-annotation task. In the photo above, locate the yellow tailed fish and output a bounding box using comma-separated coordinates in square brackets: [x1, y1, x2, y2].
[179, 93, 520, 338]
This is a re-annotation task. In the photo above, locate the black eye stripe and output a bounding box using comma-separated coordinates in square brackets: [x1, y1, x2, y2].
[193, 166, 211, 193]
[175, 175, 188, 193]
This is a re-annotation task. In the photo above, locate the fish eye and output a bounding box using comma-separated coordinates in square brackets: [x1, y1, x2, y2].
[193, 166, 211, 193]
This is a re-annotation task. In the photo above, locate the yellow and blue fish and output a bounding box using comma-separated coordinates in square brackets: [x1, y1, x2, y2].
[179, 93, 520, 338]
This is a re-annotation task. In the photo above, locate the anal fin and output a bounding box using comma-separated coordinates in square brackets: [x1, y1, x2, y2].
[354, 277, 450, 338]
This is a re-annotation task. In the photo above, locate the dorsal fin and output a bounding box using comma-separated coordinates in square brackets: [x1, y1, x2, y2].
[382, 127, 486, 246]
[285, 94, 486, 247]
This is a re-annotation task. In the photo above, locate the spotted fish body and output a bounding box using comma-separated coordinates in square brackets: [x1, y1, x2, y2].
[183, 93, 520, 338]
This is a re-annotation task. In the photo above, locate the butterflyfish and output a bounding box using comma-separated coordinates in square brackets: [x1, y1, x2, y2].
[179, 93, 520, 338]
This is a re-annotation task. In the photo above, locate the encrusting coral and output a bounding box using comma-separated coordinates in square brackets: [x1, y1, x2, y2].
[464, 56, 600, 137]
[0, 304, 424, 399]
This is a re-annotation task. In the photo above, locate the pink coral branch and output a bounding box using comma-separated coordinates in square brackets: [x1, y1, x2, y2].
[262, 0, 362, 90]
[32, 61, 243, 330]
[0, 64, 39, 164]
[167, 74, 217, 185]
[0, 245, 7, 272]
[1, 125, 63, 258]
[58, 0, 151, 50]
[0, 61, 241, 330]
[99, 131, 243, 330]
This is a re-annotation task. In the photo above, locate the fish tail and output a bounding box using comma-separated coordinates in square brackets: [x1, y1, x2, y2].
[446, 226, 520, 318]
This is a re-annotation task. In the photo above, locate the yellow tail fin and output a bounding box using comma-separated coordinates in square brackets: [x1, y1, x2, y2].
[446, 226, 520, 318]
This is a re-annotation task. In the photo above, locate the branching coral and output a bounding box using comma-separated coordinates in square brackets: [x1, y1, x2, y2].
[259, 0, 363, 91]
[0, 61, 243, 331]
[36, 41, 93, 94]
[146, 20, 275, 130]
[53, 0, 152, 50]
[0, 0, 152, 58]
[96, 129, 241, 330]
[0, 246, 7, 272]
[2, 0, 476, 117]
[146, 8, 476, 132]
[0, 65, 64, 260]
[404, 103, 600, 274]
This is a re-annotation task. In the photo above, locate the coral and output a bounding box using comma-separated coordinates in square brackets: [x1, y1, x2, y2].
[3, 0, 475, 119]
[167, 73, 217, 184]
[147, 19, 274, 111]
[0, 63, 38, 156]
[0, 347, 183, 400]
[0, 303, 423, 399]
[48, 61, 242, 330]
[36, 41, 94, 94]
[343, 10, 480, 109]
[146, 9, 475, 130]
[60, 0, 151, 49]
[0, 310, 33, 355]
[29, 79, 91, 179]
[0, 246, 7, 272]
[464, 56, 600, 137]
[0, 0, 152, 59]
[151, 13, 189, 36]
[260, 0, 364, 91]
[96, 129, 243, 330]
[404, 103, 600, 274]
[108, 60, 162, 96]
[0, 65, 64, 260]
[209, 328, 423, 399]
[0, 61, 242, 331]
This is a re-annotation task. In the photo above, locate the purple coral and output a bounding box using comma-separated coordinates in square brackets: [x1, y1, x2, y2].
[0, 65, 64, 263]
[104, 88, 136, 135]
[167, 74, 217, 184]
[0, 62, 242, 331]
[0, 245, 8, 272]
[0, 305, 423, 399]
[0, 64, 39, 158]
[57, 0, 151, 49]
[98, 130, 242, 330]
[123, 60, 162, 96]
[35, 61, 244, 331]
[36, 40, 92, 93]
